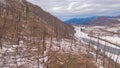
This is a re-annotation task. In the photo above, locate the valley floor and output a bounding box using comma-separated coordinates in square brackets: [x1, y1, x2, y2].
[74, 25, 120, 68]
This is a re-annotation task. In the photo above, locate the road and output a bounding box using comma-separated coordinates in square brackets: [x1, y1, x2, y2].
[74, 26, 120, 55]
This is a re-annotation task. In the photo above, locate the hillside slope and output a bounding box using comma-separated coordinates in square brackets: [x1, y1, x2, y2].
[0, 0, 75, 43]
[0, 0, 77, 68]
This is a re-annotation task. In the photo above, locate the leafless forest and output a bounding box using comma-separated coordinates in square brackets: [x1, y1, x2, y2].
[0, 0, 120, 68]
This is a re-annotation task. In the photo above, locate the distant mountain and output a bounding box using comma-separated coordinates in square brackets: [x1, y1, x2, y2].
[113, 15, 120, 18]
[64, 17, 96, 24]
[86, 16, 120, 26]
[65, 16, 120, 26]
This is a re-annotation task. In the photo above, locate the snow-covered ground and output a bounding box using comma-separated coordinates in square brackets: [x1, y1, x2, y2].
[74, 26, 120, 49]
[100, 36, 120, 45]
[74, 26, 120, 64]
[106, 27, 120, 32]
[74, 26, 89, 39]
[0, 37, 89, 68]
[0, 25, 120, 68]
[117, 19, 120, 21]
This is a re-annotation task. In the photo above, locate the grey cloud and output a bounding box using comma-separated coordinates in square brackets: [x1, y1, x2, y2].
[27, 0, 120, 20]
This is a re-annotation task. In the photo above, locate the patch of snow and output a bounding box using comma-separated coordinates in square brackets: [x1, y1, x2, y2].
[74, 26, 120, 65]
[100, 36, 120, 45]
[74, 26, 120, 49]
[74, 26, 89, 39]
[105, 51, 120, 64]
[117, 19, 120, 21]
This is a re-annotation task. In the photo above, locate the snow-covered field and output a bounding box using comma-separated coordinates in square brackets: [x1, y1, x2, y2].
[100, 36, 120, 45]
[74, 26, 120, 64]
[106, 27, 120, 32]
[117, 19, 120, 21]
[74, 26, 120, 49]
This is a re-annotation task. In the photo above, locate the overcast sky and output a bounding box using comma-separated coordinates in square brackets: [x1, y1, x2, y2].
[27, 0, 120, 21]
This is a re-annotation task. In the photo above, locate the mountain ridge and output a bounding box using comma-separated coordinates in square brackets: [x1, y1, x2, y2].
[65, 16, 96, 25]
[65, 16, 120, 26]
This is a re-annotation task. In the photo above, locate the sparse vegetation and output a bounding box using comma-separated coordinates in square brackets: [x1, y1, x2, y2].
[0, 0, 120, 68]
